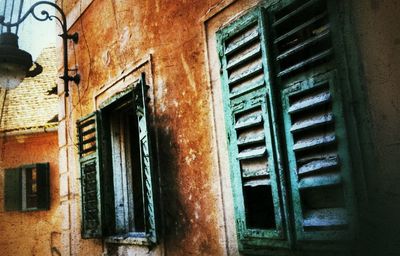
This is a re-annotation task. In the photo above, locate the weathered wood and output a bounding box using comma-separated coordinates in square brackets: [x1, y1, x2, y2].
[293, 132, 336, 152]
[273, 11, 327, 44]
[298, 173, 341, 189]
[288, 90, 331, 114]
[277, 48, 333, 77]
[303, 207, 347, 228]
[237, 146, 266, 160]
[298, 155, 339, 175]
[227, 44, 261, 70]
[272, 0, 323, 27]
[235, 110, 263, 130]
[290, 112, 333, 133]
[276, 28, 330, 61]
[225, 24, 259, 55]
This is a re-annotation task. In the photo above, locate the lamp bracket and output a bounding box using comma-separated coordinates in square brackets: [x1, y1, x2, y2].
[0, 1, 79, 97]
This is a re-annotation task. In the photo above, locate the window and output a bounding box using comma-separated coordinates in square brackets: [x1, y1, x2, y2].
[77, 73, 158, 244]
[4, 163, 50, 211]
[216, 0, 358, 253]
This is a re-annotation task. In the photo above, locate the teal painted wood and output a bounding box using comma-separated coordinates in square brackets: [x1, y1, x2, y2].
[36, 163, 50, 210]
[281, 71, 354, 241]
[77, 112, 103, 239]
[134, 73, 158, 244]
[4, 168, 22, 211]
[217, 8, 289, 250]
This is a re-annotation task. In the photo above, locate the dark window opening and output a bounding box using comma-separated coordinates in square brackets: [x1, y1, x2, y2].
[243, 185, 276, 229]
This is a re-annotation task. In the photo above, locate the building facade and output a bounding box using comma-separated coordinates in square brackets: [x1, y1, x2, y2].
[0, 47, 62, 256]
[50, 0, 400, 255]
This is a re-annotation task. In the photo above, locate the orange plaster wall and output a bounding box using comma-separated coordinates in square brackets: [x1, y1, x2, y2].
[0, 132, 61, 256]
[58, 0, 400, 255]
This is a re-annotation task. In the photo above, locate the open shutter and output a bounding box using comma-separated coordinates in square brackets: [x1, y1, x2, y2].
[36, 163, 50, 210]
[270, 0, 355, 241]
[77, 112, 103, 238]
[4, 168, 22, 211]
[134, 73, 158, 243]
[217, 9, 287, 249]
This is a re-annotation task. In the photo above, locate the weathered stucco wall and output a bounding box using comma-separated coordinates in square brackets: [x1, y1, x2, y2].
[0, 132, 61, 256]
[59, 0, 230, 255]
[57, 0, 400, 255]
[352, 1, 400, 255]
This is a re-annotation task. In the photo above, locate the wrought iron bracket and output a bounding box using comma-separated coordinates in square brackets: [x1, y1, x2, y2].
[0, 1, 79, 96]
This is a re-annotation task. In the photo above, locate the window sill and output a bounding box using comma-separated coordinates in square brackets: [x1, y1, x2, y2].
[105, 234, 151, 246]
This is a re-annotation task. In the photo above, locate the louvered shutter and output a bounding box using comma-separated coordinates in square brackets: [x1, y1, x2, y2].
[36, 163, 50, 210]
[134, 73, 158, 243]
[77, 112, 103, 238]
[4, 168, 22, 211]
[217, 9, 287, 246]
[270, 0, 355, 240]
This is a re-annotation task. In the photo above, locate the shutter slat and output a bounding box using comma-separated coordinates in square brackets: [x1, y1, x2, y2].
[303, 208, 348, 229]
[225, 25, 259, 55]
[298, 173, 341, 189]
[273, 0, 322, 27]
[293, 132, 336, 152]
[276, 28, 330, 61]
[298, 155, 339, 175]
[243, 178, 271, 187]
[227, 44, 261, 70]
[235, 112, 263, 130]
[273, 11, 327, 44]
[290, 112, 333, 133]
[81, 128, 96, 136]
[229, 77, 264, 99]
[229, 63, 263, 85]
[237, 132, 265, 146]
[288, 90, 331, 114]
[242, 168, 268, 178]
[237, 147, 266, 160]
[277, 48, 333, 77]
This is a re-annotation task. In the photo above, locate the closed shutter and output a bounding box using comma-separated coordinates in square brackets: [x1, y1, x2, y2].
[36, 163, 50, 210]
[4, 168, 22, 211]
[217, 9, 287, 246]
[271, 0, 355, 240]
[134, 73, 158, 243]
[77, 112, 103, 238]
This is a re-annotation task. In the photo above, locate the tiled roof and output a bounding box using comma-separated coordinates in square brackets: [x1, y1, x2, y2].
[0, 46, 58, 133]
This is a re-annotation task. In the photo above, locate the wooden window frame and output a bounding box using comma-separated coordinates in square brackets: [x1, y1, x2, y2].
[78, 73, 158, 245]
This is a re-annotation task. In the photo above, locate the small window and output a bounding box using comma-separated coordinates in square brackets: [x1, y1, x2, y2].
[4, 163, 50, 211]
[77, 73, 158, 243]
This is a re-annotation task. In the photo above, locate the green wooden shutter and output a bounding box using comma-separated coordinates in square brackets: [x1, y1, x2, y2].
[77, 112, 103, 238]
[36, 163, 50, 210]
[270, 0, 355, 240]
[4, 168, 22, 211]
[134, 73, 158, 243]
[216, 9, 288, 249]
[281, 72, 355, 240]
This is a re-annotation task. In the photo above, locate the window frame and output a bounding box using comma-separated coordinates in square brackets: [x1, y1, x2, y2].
[78, 73, 158, 245]
[4, 163, 50, 212]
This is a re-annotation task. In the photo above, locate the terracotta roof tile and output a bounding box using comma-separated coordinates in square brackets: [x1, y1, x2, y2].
[0, 46, 58, 133]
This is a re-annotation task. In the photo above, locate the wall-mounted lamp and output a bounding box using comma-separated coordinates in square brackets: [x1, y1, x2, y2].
[0, 1, 79, 96]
